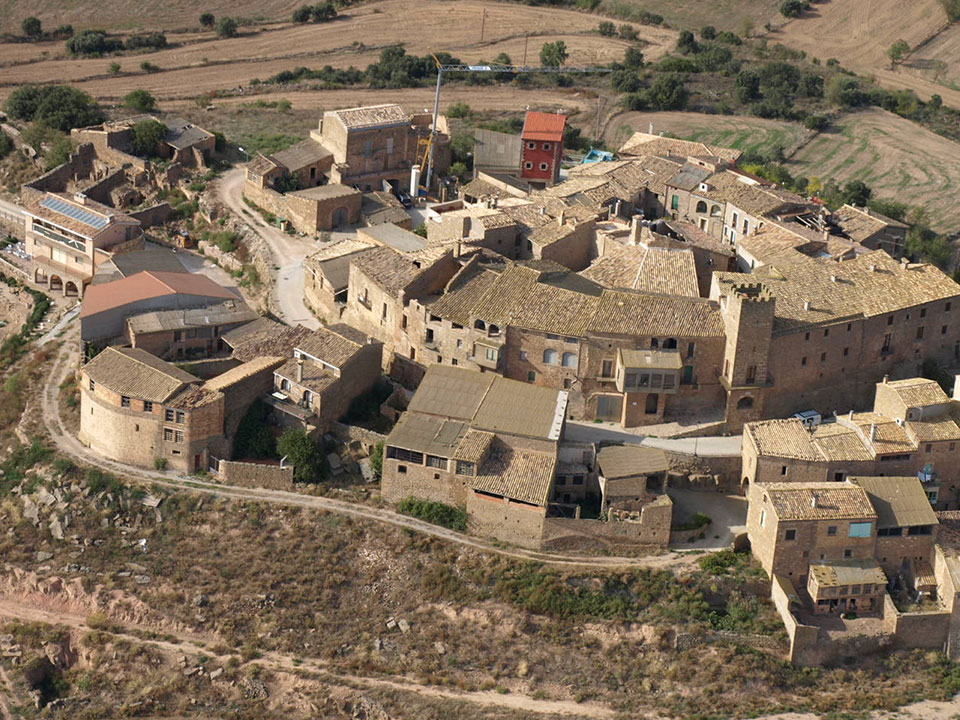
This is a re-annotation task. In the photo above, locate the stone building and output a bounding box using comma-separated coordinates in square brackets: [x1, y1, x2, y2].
[80, 270, 239, 349]
[832, 204, 908, 258]
[741, 376, 960, 508]
[79, 347, 282, 473]
[25, 192, 143, 296]
[304, 238, 375, 322]
[264, 324, 383, 436]
[125, 300, 258, 360]
[747, 476, 939, 617]
[381, 365, 568, 548]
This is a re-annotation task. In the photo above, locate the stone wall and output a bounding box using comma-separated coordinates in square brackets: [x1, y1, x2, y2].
[79, 168, 126, 205]
[129, 202, 174, 228]
[674, 630, 787, 653]
[328, 421, 386, 455]
[216, 459, 294, 490]
[467, 491, 547, 549]
[770, 574, 820, 665]
[882, 593, 950, 650]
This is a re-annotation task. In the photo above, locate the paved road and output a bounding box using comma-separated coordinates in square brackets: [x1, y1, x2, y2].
[217, 169, 320, 329]
[565, 420, 742, 456]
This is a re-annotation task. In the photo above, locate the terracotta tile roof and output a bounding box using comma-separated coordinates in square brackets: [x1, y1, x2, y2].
[763, 482, 877, 521]
[841, 413, 914, 455]
[306, 238, 373, 290]
[834, 204, 907, 243]
[701, 170, 810, 217]
[809, 423, 874, 462]
[83, 347, 198, 403]
[583, 243, 699, 297]
[329, 104, 410, 130]
[521, 111, 566, 142]
[589, 290, 724, 338]
[885, 378, 949, 408]
[745, 418, 820, 460]
[428, 266, 500, 326]
[570, 156, 683, 198]
[904, 413, 960, 443]
[453, 429, 495, 462]
[205, 356, 285, 392]
[275, 357, 338, 394]
[472, 439, 557, 505]
[714, 251, 960, 335]
[295, 325, 363, 369]
[248, 154, 280, 176]
[850, 476, 938, 529]
[352, 246, 431, 295]
[271, 140, 332, 172]
[597, 444, 669, 479]
[618, 132, 742, 163]
[223, 318, 313, 361]
[80, 271, 237, 318]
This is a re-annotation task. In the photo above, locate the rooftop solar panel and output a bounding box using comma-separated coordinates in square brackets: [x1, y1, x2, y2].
[40, 196, 110, 230]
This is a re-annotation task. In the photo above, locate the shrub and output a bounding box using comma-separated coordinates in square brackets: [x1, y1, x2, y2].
[701, 25, 717, 40]
[215, 17, 238, 38]
[446, 101, 471, 119]
[0, 131, 12, 160]
[369, 441, 383, 480]
[780, 0, 808, 18]
[53, 24, 74, 38]
[715, 30, 742, 45]
[140, 60, 160, 73]
[123, 89, 157, 112]
[941, 0, 960, 22]
[22, 16, 42, 39]
[125, 32, 167, 51]
[200, 13, 216, 27]
[397, 497, 468, 531]
[277, 429, 324, 483]
[154, 458, 168, 470]
[676, 30, 698, 54]
[66, 30, 123, 56]
[131, 119, 166, 157]
[540, 40, 568, 67]
[311, 2, 337, 22]
[618, 24, 638, 40]
[292, 5, 312, 22]
[598, 21, 616, 36]
[803, 113, 828, 130]
[108, 62, 122, 75]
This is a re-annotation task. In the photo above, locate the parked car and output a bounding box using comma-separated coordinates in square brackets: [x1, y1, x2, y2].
[396, 190, 413, 208]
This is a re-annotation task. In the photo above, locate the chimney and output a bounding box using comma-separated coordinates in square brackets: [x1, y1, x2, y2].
[557, 209, 566, 227]
[830, 275, 837, 283]
[803, 301, 811, 311]
[882, 375, 889, 384]
[539, 206, 546, 215]
[870, 423, 877, 442]
[953, 375, 960, 401]
[296, 358, 303, 383]
[811, 495, 818, 509]
[454, 239, 461, 259]
[848, 410, 853, 421]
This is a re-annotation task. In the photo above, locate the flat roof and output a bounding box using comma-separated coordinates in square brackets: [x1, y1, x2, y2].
[358, 223, 426, 253]
[850, 476, 938, 529]
[597, 445, 669, 479]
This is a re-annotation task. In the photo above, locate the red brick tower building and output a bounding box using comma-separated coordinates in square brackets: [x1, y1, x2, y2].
[519, 111, 566, 187]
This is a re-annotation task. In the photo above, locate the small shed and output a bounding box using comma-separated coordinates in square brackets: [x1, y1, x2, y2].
[597, 444, 670, 512]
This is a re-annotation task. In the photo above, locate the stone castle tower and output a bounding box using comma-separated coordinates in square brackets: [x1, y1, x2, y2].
[721, 282, 775, 388]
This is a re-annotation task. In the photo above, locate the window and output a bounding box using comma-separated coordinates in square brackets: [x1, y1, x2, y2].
[121, 396, 130, 408]
[759, 509, 766, 527]
[824, 328, 829, 337]
[519, 351, 528, 361]
[386, 447, 424, 464]
[456, 339, 463, 349]
[943, 326, 948, 335]
[451, 358, 458, 366]
[951, 442, 956, 451]
[801, 356, 807, 366]
[917, 326, 925, 339]
[844, 549, 853, 558]
[804, 332, 810, 341]
[921, 308, 927, 318]
[882, 333, 892, 352]
[686, 342, 695, 358]
[926, 443, 933, 453]
[176, 411, 185, 423]
[165, 409, 174, 422]
[948, 302, 953, 312]
[143, 401, 153, 412]
[820, 352, 826, 362]
[485, 347, 497, 361]
[781, 465, 788, 476]
[527, 141, 536, 150]
[671, 195, 679, 211]
[827, 526, 837, 536]
[164, 428, 174, 441]
[573, 475, 584, 485]
[281, 378, 290, 391]
[561, 352, 577, 368]
[363, 140, 373, 157]
[650, 338, 659, 349]
[601, 359, 614, 378]
[401, 315, 407, 330]
[556, 476, 566, 486]
[543, 349, 559, 365]
[539, 163, 549, 171]
[398, 465, 407, 474]
[524, 161, 533, 170]
[908, 525, 933, 536]
[695, 200, 708, 213]
[742, 219, 749, 234]
[849, 521, 872, 538]
[456, 460, 475, 476]
[888, 315, 894, 325]
[89, 379, 95, 391]
[175, 430, 184, 443]
[426, 455, 448, 470]
[843, 347, 849, 357]
[386, 137, 394, 154]
[563, 378, 572, 389]
[437, 355, 442, 363]
[745, 365, 756, 384]
[784, 529, 796, 541]
[528, 371, 536, 382]
[542, 142, 551, 150]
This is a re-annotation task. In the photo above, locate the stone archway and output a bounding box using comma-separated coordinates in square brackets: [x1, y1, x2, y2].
[64, 281, 79, 297]
[741, 476, 750, 497]
[49, 274, 63, 293]
[737, 396, 754, 409]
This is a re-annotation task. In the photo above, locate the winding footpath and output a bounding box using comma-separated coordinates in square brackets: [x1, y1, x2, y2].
[40, 325, 700, 571]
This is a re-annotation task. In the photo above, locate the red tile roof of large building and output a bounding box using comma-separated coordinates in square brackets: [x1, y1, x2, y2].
[521, 111, 567, 142]
[81, 270, 237, 318]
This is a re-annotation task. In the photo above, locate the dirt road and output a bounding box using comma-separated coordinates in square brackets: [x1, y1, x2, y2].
[217, 168, 320, 329]
[41, 325, 700, 572]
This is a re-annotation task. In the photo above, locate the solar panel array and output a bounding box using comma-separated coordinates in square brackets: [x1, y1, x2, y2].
[40, 196, 110, 230]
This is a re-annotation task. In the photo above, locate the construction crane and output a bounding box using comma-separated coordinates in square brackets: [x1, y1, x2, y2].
[419, 60, 613, 192]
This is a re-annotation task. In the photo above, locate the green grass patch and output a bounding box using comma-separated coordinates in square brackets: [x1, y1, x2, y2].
[397, 497, 468, 532]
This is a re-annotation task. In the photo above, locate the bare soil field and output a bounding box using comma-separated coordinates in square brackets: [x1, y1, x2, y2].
[789, 107, 960, 231]
[0, 0, 674, 106]
[609, 0, 783, 33]
[772, 0, 960, 107]
[602, 109, 809, 156]
[906, 24, 960, 91]
[602, 108, 960, 232]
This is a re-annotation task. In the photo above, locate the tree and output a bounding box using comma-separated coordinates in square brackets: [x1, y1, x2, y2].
[539, 40, 568, 68]
[369, 441, 383, 480]
[123, 89, 157, 112]
[277, 429, 323, 483]
[311, 2, 337, 22]
[888, 39, 910, 66]
[0, 131, 13, 159]
[780, 0, 808, 18]
[215, 17, 238, 38]
[131, 119, 167, 158]
[623, 46, 644, 69]
[647, 74, 689, 110]
[22, 17, 42, 39]
[701, 25, 717, 40]
[618, 24, 638, 41]
[292, 5, 312, 22]
[199, 12, 215, 27]
[140, 61, 160, 73]
[66, 30, 123, 56]
[5, 85, 103, 131]
[108, 62, 122, 75]
[841, 180, 871, 206]
[45, 136, 73, 167]
[450, 161, 468, 179]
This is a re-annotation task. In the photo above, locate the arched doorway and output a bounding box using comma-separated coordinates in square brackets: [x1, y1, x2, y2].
[49, 274, 63, 293]
[64, 281, 79, 297]
[645, 393, 659, 415]
[737, 396, 754, 410]
[741, 477, 750, 497]
[332, 207, 348, 228]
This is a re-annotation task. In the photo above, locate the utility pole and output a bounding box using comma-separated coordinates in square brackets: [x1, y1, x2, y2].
[424, 61, 612, 189]
[522, 33, 529, 66]
[480, 8, 486, 43]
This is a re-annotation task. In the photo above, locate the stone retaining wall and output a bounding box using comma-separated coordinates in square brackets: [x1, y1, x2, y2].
[217, 459, 293, 491]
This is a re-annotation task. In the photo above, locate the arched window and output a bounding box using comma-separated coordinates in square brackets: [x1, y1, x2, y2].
[543, 349, 559, 365]
[663, 338, 678, 349]
[489, 324, 501, 336]
[280, 378, 290, 391]
[562, 352, 577, 368]
[695, 200, 708, 214]
[650, 338, 659, 349]
[737, 396, 754, 409]
[302, 390, 313, 408]
[710, 204, 722, 217]
[474, 319, 486, 330]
